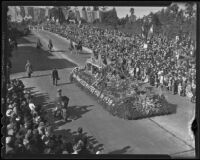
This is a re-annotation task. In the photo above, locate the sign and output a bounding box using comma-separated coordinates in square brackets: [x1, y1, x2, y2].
[73, 72, 114, 106]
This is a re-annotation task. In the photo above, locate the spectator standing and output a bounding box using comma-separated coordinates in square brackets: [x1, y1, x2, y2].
[48, 39, 53, 52]
[51, 68, 59, 86]
[25, 60, 33, 78]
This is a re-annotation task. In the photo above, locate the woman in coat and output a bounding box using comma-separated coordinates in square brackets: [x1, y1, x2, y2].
[25, 60, 33, 78]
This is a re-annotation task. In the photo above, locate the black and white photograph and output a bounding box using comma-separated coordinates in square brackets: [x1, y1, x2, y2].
[1, 1, 198, 159]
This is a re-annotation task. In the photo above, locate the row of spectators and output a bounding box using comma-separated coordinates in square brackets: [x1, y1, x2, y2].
[39, 22, 196, 102]
[4, 78, 100, 154]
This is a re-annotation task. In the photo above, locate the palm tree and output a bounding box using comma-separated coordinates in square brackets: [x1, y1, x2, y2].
[82, 7, 86, 11]
[185, 2, 195, 18]
[169, 3, 179, 16]
[130, 8, 134, 16]
[87, 7, 91, 11]
[93, 6, 99, 11]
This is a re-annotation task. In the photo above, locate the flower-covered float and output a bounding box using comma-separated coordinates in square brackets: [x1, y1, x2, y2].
[70, 54, 176, 120]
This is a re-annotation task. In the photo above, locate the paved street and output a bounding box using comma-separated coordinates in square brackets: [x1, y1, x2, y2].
[10, 30, 195, 157]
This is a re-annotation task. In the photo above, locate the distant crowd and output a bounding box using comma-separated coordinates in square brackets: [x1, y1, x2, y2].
[39, 21, 196, 102]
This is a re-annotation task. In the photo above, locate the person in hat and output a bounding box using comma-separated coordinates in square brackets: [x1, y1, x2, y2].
[36, 38, 42, 49]
[48, 39, 53, 52]
[25, 60, 33, 78]
[6, 136, 15, 154]
[51, 68, 59, 86]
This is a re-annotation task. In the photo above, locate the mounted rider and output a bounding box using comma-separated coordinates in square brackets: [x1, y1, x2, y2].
[53, 89, 70, 121]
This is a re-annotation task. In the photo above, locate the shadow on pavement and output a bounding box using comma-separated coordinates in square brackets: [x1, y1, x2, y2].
[17, 73, 51, 80]
[107, 146, 131, 154]
[17, 37, 36, 45]
[166, 102, 178, 115]
[85, 134, 104, 152]
[11, 37, 77, 74]
[53, 128, 104, 153]
[57, 82, 73, 86]
[68, 105, 93, 120]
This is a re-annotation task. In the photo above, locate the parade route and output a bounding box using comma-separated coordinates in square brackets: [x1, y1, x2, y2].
[10, 30, 195, 157]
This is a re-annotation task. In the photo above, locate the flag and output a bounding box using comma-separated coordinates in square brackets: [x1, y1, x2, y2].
[142, 26, 144, 32]
[141, 25, 145, 38]
[78, 20, 81, 27]
[98, 54, 103, 66]
[148, 24, 153, 39]
[149, 24, 153, 33]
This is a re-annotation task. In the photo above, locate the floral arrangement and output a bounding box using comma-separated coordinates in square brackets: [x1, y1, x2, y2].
[70, 68, 176, 120]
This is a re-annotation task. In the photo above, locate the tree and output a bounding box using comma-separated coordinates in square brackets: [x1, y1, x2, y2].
[20, 6, 25, 18]
[169, 3, 179, 16]
[68, 10, 76, 20]
[27, 7, 34, 19]
[101, 8, 118, 26]
[101, 6, 108, 11]
[129, 8, 136, 24]
[125, 14, 129, 22]
[82, 7, 86, 11]
[38, 8, 46, 24]
[185, 2, 195, 18]
[93, 6, 99, 11]
[130, 8, 134, 16]
[58, 7, 65, 24]
[49, 7, 59, 20]
[87, 7, 91, 11]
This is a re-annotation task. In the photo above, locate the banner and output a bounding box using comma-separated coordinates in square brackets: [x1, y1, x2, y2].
[148, 24, 153, 39]
[72, 72, 114, 106]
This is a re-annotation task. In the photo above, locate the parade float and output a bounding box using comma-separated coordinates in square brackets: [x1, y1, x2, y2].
[70, 53, 176, 120]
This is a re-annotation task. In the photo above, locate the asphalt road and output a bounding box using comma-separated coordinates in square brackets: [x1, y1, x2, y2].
[10, 29, 195, 157]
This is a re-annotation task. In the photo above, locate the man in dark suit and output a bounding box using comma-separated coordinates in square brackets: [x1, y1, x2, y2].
[51, 68, 59, 86]
[48, 39, 53, 52]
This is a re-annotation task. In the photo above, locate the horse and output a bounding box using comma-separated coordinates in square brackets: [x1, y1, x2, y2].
[53, 96, 70, 122]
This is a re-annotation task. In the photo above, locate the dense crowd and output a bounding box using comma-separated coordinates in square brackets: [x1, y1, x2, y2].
[41, 21, 196, 102]
[5, 78, 99, 154]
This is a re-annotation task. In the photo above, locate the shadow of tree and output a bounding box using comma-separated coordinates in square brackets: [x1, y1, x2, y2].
[53, 129, 104, 153]
[20, 87, 102, 154]
[11, 37, 77, 74]
[85, 135, 104, 152]
[57, 82, 73, 86]
[25, 87, 36, 94]
[17, 37, 36, 45]
[16, 73, 51, 80]
[68, 105, 93, 120]
[107, 146, 131, 154]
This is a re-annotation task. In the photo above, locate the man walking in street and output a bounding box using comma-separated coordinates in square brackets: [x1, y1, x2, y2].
[25, 60, 33, 78]
[51, 68, 59, 86]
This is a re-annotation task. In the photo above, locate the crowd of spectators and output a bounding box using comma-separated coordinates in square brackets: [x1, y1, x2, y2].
[39, 21, 196, 103]
[4, 78, 98, 154]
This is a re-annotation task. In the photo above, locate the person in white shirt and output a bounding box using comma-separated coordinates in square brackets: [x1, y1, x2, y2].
[160, 73, 164, 88]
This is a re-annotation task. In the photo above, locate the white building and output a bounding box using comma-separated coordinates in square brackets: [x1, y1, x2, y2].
[7, 6, 23, 22]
